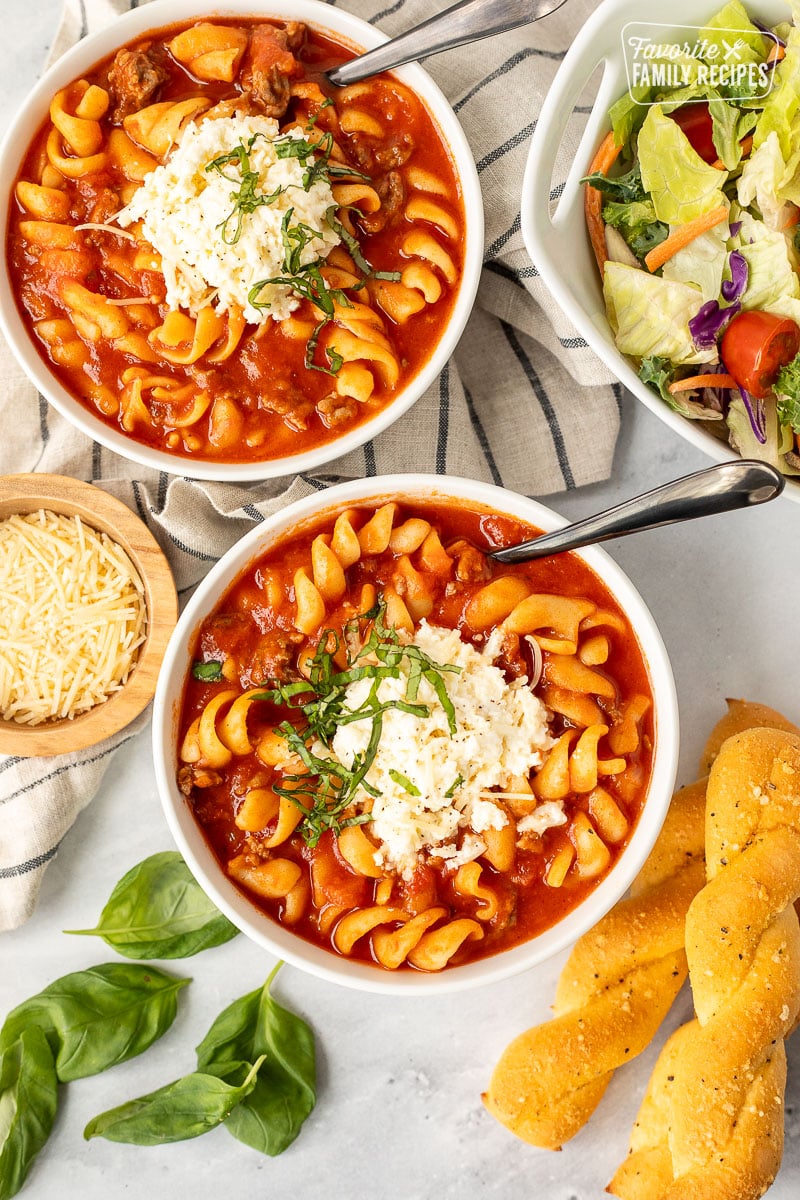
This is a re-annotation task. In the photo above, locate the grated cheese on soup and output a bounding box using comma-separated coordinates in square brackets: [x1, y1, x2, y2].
[330, 623, 555, 878]
[0, 511, 147, 725]
[116, 115, 341, 323]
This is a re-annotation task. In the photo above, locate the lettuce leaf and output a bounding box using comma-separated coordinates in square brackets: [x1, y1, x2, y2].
[736, 210, 800, 315]
[602, 198, 668, 260]
[610, 53, 703, 146]
[662, 223, 730, 301]
[753, 26, 800, 157]
[727, 394, 800, 472]
[775, 352, 800, 432]
[699, 1, 769, 63]
[603, 262, 717, 365]
[656, 87, 756, 170]
[639, 355, 725, 419]
[709, 98, 759, 170]
[609, 91, 650, 148]
[737, 130, 800, 228]
[637, 105, 728, 224]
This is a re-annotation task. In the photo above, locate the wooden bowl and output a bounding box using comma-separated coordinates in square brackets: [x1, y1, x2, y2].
[0, 474, 178, 757]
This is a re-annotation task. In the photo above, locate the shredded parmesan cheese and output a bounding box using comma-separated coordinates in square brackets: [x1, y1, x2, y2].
[0, 511, 147, 725]
[73, 222, 137, 241]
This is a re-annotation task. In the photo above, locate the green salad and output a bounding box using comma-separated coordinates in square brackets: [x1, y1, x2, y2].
[585, 0, 800, 475]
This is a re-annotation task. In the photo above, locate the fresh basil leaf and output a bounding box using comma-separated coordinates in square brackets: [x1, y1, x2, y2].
[195, 964, 316, 1156]
[0, 1027, 58, 1200]
[0, 964, 189, 1083]
[192, 661, 224, 682]
[65, 851, 239, 959]
[84, 1058, 264, 1146]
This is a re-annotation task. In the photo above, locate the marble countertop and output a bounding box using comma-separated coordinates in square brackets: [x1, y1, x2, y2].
[2, 3, 800, 1198]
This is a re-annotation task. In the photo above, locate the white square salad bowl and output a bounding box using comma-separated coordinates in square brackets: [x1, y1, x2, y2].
[522, 0, 800, 501]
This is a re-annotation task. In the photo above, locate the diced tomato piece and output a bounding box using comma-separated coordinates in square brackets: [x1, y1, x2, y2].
[670, 103, 717, 165]
[310, 831, 370, 908]
[720, 310, 800, 398]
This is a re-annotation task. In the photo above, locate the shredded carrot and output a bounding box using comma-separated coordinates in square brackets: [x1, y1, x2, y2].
[767, 42, 786, 64]
[668, 373, 737, 394]
[644, 206, 729, 273]
[584, 131, 622, 275]
[780, 205, 800, 229]
[711, 135, 754, 171]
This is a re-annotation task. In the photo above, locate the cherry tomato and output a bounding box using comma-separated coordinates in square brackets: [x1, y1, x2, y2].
[720, 311, 800, 398]
[670, 103, 717, 164]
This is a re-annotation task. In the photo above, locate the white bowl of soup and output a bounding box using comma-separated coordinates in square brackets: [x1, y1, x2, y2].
[0, 0, 482, 480]
[153, 475, 679, 994]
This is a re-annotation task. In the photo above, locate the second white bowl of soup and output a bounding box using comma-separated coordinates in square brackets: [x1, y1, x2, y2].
[0, 0, 482, 480]
[153, 475, 679, 994]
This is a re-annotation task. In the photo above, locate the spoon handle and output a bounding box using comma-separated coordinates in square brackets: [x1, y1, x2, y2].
[327, 0, 568, 86]
[490, 460, 785, 564]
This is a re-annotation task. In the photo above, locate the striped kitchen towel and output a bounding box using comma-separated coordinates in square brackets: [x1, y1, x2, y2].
[0, 0, 620, 928]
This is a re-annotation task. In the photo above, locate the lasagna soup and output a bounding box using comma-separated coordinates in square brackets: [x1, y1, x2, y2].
[178, 499, 655, 972]
[7, 18, 466, 462]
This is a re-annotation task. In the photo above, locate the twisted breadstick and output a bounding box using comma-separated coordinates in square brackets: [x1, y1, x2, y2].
[698, 698, 800, 776]
[609, 728, 800, 1199]
[483, 701, 796, 1150]
[483, 780, 705, 1147]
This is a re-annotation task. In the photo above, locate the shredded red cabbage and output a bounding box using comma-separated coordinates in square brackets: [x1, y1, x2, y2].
[729, 220, 742, 237]
[752, 17, 784, 46]
[721, 251, 749, 302]
[690, 253, 749, 349]
[740, 386, 767, 443]
[689, 299, 741, 348]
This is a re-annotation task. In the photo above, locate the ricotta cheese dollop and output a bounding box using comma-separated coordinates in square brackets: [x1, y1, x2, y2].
[117, 114, 341, 323]
[330, 623, 556, 878]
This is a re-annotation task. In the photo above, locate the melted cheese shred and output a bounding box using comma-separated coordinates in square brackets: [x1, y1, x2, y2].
[0, 511, 147, 725]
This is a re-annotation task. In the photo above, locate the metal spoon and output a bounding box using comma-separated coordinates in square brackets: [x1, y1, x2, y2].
[326, 0, 570, 87]
[490, 460, 784, 563]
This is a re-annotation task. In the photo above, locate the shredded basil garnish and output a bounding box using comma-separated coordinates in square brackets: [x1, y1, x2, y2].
[253, 599, 460, 847]
[388, 770, 421, 797]
[305, 320, 344, 377]
[192, 661, 224, 682]
[248, 209, 352, 324]
[240, 132, 401, 374]
[325, 206, 400, 284]
[205, 135, 284, 245]
[274, 127, 370, 189]
[444, 775, 464, 799]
